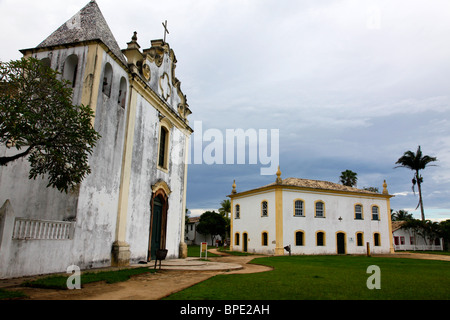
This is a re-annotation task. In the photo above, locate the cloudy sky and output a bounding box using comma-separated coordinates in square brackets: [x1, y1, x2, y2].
[1, 0, 449, 221]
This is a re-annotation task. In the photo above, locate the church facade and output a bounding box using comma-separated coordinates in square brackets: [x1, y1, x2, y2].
[0, 1, 192, 278]
[229, 168, 394, 256]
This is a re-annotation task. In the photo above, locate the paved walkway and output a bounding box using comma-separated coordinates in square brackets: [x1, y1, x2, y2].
[152, 257, 243, 271]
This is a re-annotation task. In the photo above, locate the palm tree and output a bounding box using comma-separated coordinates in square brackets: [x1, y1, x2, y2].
[339, 170, 358, 187]
[218, 199, 231, 241]
[218, 199, 231, 219]
[391, 209, 414, 221]
[395, 146, 437, 221]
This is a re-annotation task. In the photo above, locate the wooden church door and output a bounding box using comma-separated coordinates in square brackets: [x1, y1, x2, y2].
[149, 193, 168, 261]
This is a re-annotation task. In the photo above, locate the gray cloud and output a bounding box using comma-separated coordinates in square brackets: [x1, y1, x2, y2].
[1, 0, 449, 220]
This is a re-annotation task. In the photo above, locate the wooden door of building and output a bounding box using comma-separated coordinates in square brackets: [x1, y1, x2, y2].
[148, 193, 168, 261]
[243, 233, 248, 252]
[337, 232, 346, 254]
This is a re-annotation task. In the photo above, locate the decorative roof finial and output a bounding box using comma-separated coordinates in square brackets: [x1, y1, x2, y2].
[276, 166, 282, 184]
[232, 180, 237, 194]
[382, 180, 389, 195]
[126, 31, 140, 50]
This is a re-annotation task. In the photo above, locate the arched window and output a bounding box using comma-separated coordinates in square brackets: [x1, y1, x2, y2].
[374, 233, 381, 246]
[102, 63, 113, 97]
[294, 200, 304, 216]
[261, 201, 268, 217]
[356, 232, 364, 246]
[235, 233, 240, 246]
[295, 231, 304, 246]
[40, 57, 51, 69]
[372, 206, 379, 220]
[316, 231, 325, 246]
[158, 126, 169, 169]
[315, 201, 325, 218]
[118, 76, 127, 108]
[63, 54, 78, 88]
[235, 204, 240, 219]
[355, 204, 363, 220]
[157, 119, 172, 172]
[261, 232, 268, 246]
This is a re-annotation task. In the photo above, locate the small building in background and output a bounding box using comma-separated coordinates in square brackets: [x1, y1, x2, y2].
[185, 216, 222, 246]
[392, 221, 443, 251]
[228, 167, 394, 255]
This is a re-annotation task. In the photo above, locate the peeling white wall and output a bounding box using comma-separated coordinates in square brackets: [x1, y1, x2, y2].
[125, 92, 187, 262]
[0, 47, 128, 277]
[0, 37, 191, 278]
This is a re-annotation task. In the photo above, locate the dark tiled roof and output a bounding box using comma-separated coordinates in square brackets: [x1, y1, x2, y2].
[37, 1, 127, 65]
[188, 217, 200, 223]
[265, 177, 381, 195]
[392, 220, 407, 232]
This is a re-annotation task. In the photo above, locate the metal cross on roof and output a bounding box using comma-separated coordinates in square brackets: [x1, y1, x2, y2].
[162, 20, 169, 43]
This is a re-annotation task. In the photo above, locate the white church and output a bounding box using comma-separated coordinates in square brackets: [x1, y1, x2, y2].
[229, 168, 395, 255]
[0, 1, 192, 278]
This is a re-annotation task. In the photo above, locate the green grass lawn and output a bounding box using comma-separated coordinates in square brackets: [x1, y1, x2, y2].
[164, 255, 450, 300]
[0, 288, 28, 300]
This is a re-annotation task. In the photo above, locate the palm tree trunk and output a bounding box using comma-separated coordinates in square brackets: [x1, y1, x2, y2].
[416, 170, 425, 221]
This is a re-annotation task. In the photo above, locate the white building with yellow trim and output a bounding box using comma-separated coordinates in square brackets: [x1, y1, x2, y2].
[0, 1, 192, 278]
[228, 168, 394, 255]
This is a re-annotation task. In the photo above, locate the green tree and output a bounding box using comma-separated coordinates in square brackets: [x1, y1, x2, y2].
[218, 199, 231, 241]
[401, 219, 441, 246]
[339, 170, 358, 187]
[391, 209, 414, 221]
[196, 211, 227, 246]
[438, 220, 450, 251]
[218, 199, 231, 218]
[184, 208, 190, 233]
[395, 146, 437, 221]
[363, 186, 379, 193]
[0, 58, 100, 193]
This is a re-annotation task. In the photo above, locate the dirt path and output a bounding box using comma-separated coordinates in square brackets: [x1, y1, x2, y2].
[373, 252, 450, 261]
[6, 250, 272, 300]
